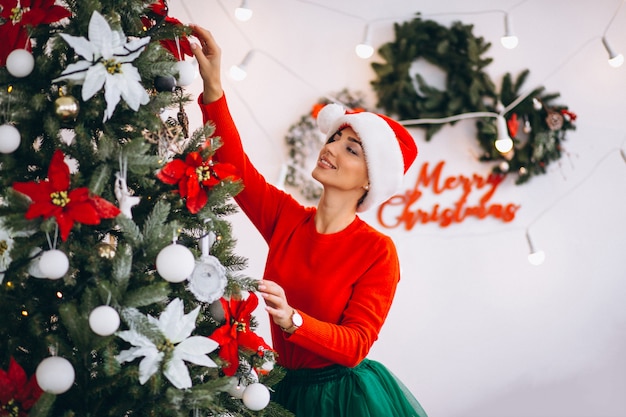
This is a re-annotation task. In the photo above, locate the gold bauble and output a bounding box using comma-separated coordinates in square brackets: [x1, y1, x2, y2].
[54, 95, 80, 122]
[96, 243, 116, 259]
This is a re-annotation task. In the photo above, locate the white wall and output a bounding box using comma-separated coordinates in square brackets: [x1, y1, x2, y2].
[170, 1, 626, 416]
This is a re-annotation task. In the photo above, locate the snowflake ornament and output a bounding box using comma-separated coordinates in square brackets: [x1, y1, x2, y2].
[53, 11, 150, 121]
[116, 298, 219, 389]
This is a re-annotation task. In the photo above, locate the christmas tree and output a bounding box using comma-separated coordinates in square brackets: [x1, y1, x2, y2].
[0, 1, 291, 416]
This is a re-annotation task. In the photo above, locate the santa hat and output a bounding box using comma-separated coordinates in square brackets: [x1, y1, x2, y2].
[317, 103, 418, 212]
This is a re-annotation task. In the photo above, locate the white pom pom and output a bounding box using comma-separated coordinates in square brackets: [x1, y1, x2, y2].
[176, 60, 197, 86]
[317, 103, 345, 135]
[39, 249, 69, 280]
[36, 356, 75, 394]
[242, 383, 270, 411]
[156, 243, 195, 283]
[6, 49, 35, 78]
[89, 305, 121, 336]
[0, 124, 21, 154]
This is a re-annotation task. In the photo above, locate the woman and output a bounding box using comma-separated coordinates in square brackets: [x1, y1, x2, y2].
[191, 25, 428, 417]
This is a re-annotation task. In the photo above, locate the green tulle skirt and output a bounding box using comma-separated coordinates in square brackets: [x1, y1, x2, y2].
[272, 359, 428, 417]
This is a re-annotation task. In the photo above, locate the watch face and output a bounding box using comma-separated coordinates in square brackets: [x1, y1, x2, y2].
[292, 311, 303, 327]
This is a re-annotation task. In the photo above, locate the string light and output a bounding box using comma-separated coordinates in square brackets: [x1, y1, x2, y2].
[601, 0, 625, 68]
[500, 13, 519, 49]
[234, 0, 253, 22]
[182, 0, 626, 264]
[525, 231, 545, 266]
[355, 24, 374, 59]
[494, 115, 514, 154]
[601, 36, 624, 68]
[229, 50, 255, 81]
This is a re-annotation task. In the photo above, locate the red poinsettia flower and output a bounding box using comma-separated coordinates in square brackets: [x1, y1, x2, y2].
[0, 0, 71, 65]
[156, 151, 239, 214]
[209, 293, 273, 376]
[140, 0, 193, 61]
[0, 357, 43, 417]
[12, 150, 120, 241]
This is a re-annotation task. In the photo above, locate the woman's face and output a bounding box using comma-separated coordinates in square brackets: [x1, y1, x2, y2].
[312, 126, 369, 195]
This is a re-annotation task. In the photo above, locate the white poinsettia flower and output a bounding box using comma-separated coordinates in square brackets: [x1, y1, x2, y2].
[0, 222, 12, 284]
[116, 298, 219, 389]
[54, 10, 151, 121]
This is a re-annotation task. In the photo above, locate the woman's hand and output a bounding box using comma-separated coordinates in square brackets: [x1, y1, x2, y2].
[190, 24, 224, 104]
[258, 280, 296, 332]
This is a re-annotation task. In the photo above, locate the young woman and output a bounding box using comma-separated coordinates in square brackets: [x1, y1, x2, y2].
[191, 25, 428, 417]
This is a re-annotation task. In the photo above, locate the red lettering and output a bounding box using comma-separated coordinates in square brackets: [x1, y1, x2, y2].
[377, 160, 520, 229]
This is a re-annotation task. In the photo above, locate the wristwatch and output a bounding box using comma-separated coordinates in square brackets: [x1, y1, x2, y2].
[281, 309, 303, 333]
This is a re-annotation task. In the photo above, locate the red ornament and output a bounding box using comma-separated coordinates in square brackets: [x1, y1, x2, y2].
[507, 113, 519, 138]
[0, 357, 43, 417]
[209, 293, 273, 376]
[560, 109, 577, 122]
[156, 151, 239, 214]
[12, 150, 120, 241]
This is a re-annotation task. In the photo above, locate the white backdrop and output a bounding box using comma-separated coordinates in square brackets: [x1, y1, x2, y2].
[169, 1, 626, 416]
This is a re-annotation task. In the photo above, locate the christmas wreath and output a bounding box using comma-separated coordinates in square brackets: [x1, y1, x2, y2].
[369, 16, 576, 184]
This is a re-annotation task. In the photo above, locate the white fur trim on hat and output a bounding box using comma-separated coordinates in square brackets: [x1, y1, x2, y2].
[317, 104, 404, 212]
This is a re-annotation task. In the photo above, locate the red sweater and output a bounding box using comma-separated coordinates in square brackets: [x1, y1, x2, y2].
[199, 95, 401, 370]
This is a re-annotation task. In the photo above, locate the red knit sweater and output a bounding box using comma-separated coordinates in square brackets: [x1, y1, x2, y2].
[199, 95, 401, 370]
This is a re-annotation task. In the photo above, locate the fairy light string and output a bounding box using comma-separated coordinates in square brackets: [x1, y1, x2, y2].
[175, 0, 625, 261]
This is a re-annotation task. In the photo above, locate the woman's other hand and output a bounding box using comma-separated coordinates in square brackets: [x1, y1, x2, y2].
[258, 280, 296, 332]
[190, 25, 224, 103]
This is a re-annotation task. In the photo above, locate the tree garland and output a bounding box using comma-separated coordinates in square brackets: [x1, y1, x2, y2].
[370, 16, 576, 184]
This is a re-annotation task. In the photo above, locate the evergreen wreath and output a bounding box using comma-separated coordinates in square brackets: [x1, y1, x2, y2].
[370, 16, 577, 184]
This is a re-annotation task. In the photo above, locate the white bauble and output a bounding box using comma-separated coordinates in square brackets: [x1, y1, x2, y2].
[6, 49, 35, 78]
[36, 356, 75, 394]
[39, 249, 69, 280]
[242, 383, 270, 411]
[0, 124, 21, 154]
[176, 60, 197, 86]
[155, 243, 195, 283]
[89, 305, 120, 336]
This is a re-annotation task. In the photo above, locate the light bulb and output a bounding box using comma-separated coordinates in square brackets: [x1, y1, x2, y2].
[494, 116, 514, 153]
[608, 53, 624, 68]
[235, 0, 253, 21]
[229, 50, 255, 81]
[355, 24, 374, 59]
[355, 43, 374, 59]
[500, 14, 519, 49]
[528, 250, 545, 266]
[526, 231, 545, 266]
[602, 37, 624, 68]
[501, 35, 519, 49]
[229, 64, 248, 81]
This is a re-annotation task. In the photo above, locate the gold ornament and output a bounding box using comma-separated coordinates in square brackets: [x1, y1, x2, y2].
[97, 243, 116, 259]
[97, 234, 117, 259]
[54, 95, 80, 122]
